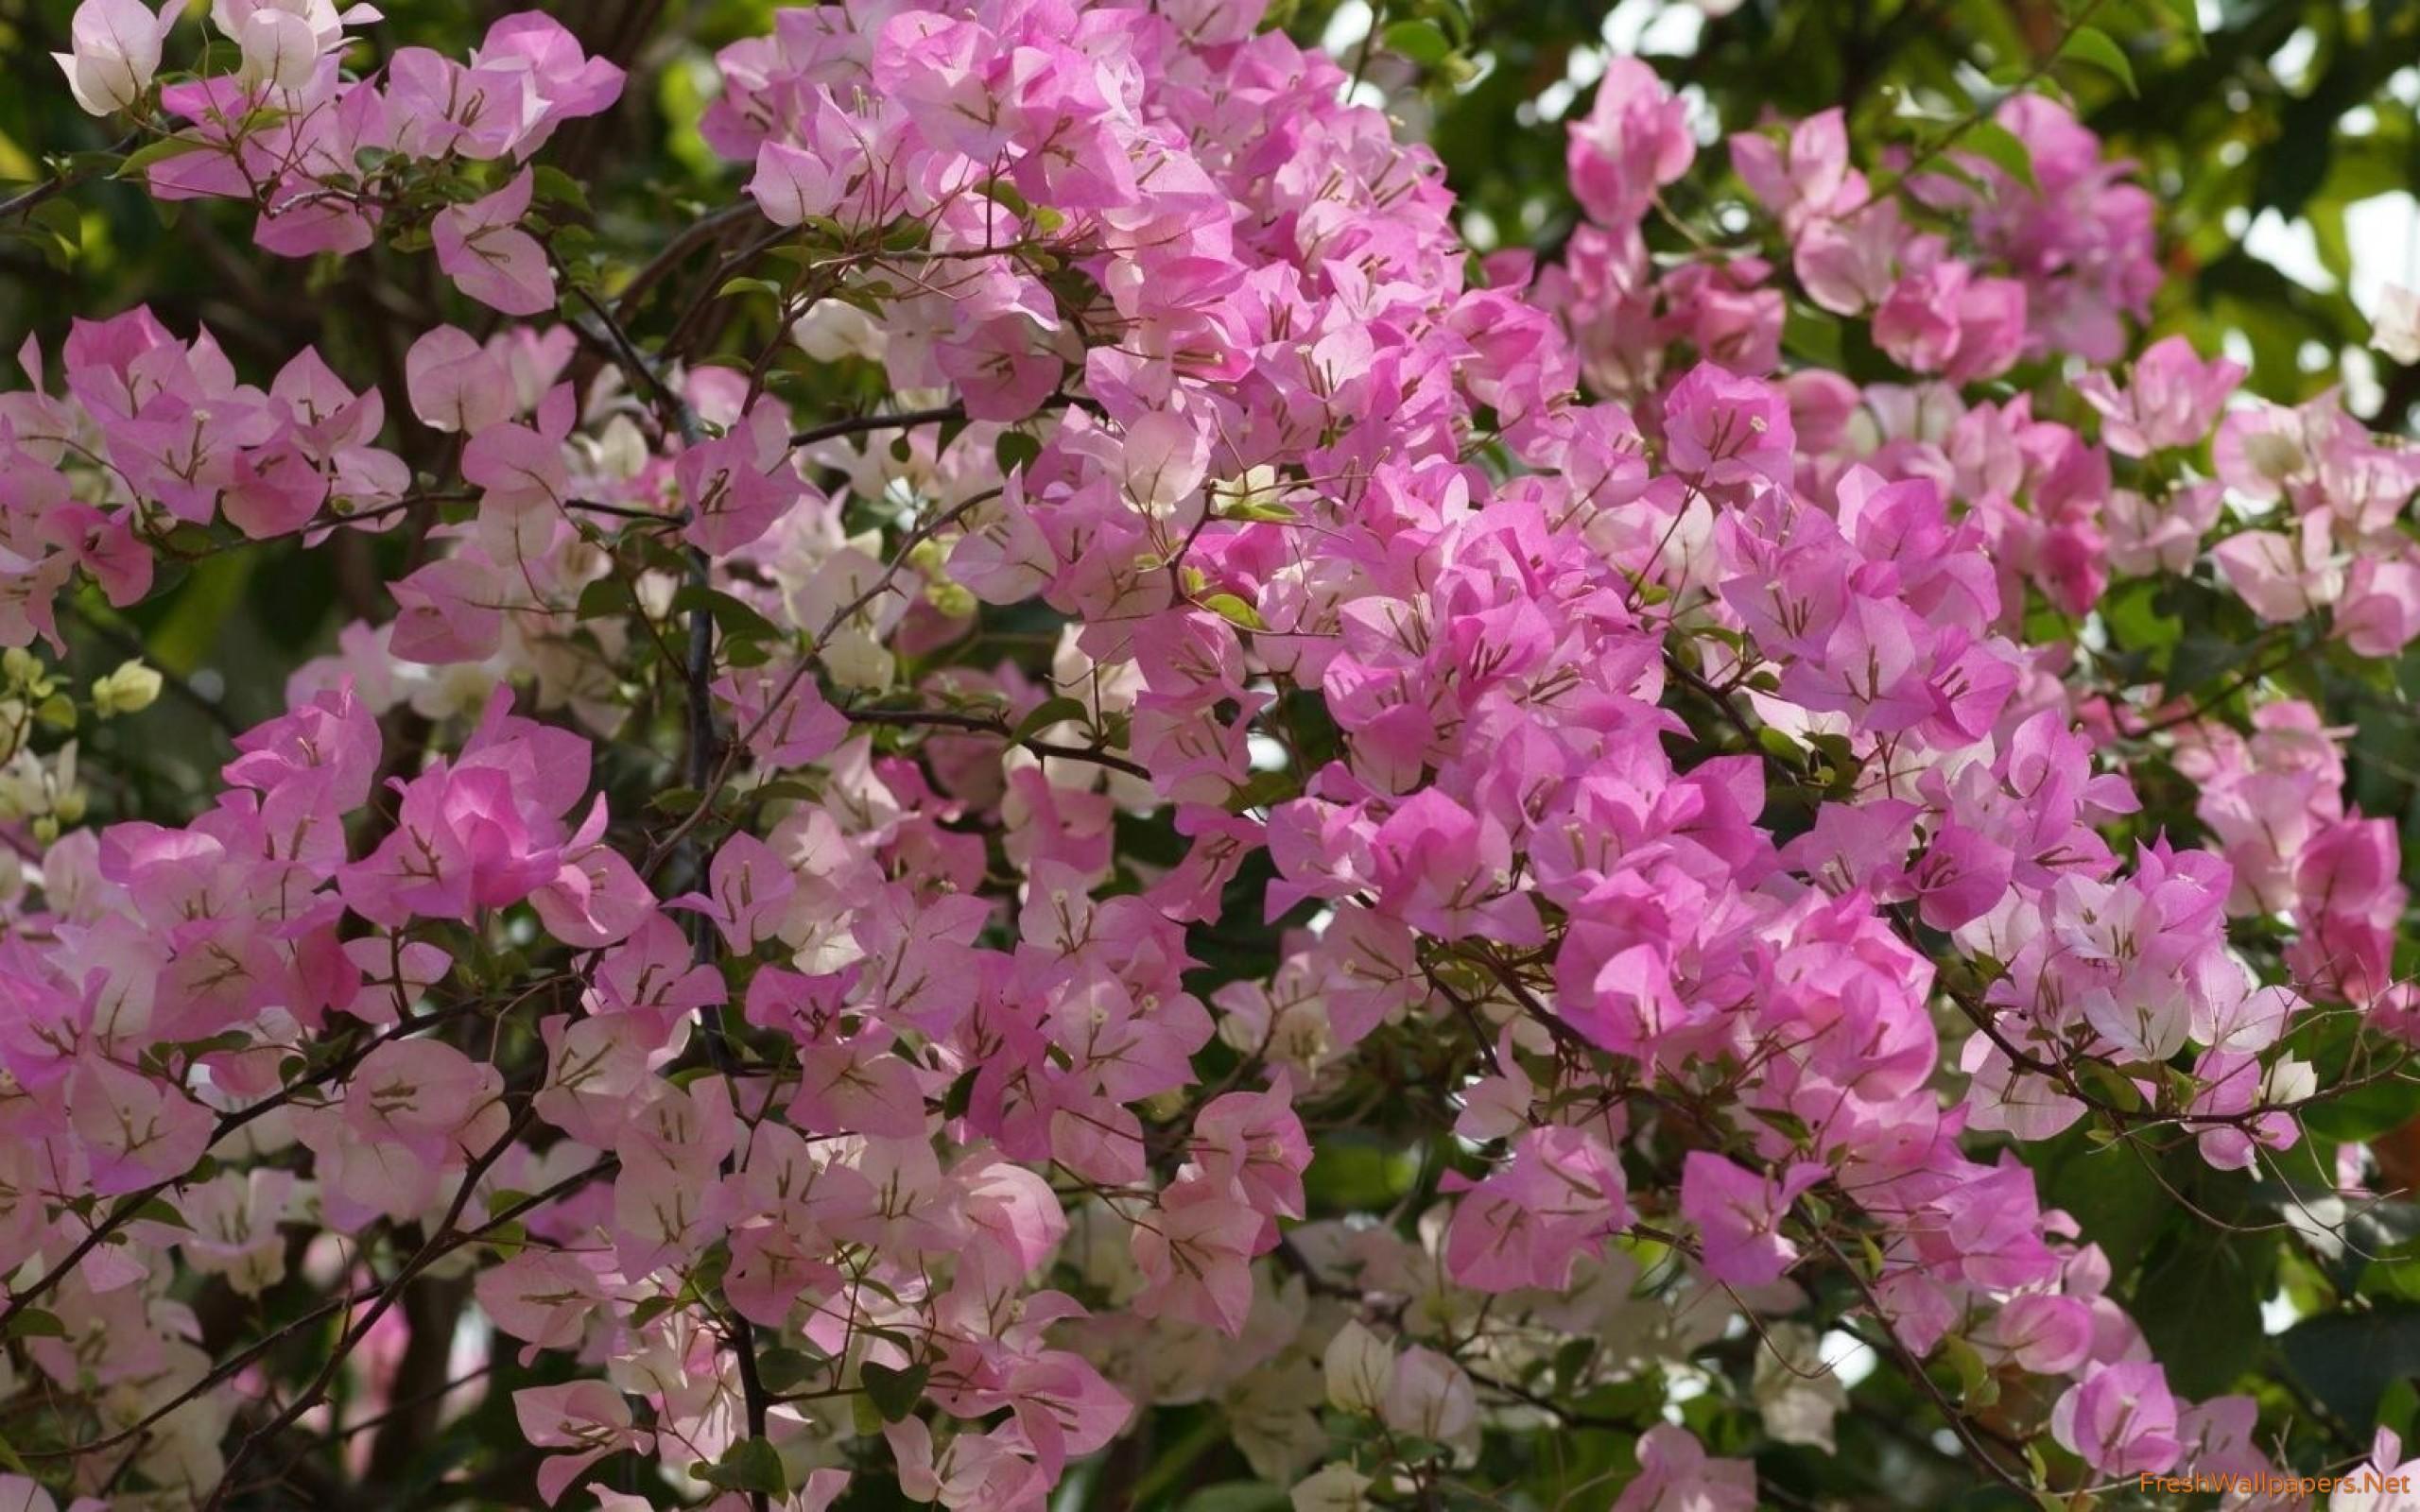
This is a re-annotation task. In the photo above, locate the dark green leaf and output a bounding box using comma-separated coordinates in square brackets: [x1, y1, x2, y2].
[2059, 26, 2137, 96]
[995, 431, 1043, 474]
[1013, 696, 1089, 740]
[2282, 1306, 2420, 1430]
[531, 164, 592, 215]
[756, 1347, 821, 1395]
[861, 1360, 929, 1422]
[2133, 1232, 2273, 1398]
[576, 578, 635, 621]
[672, 586, 784, 646]
[698, 1436, 787, 1496]
[1174, 1485, 1288, 1512]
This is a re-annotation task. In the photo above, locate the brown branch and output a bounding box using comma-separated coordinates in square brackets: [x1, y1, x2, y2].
[840, 704, 1150, 780]
[614, 200, 762, 319]
[26, 1159, 615, 1468]
[788, 391, 1093, 450]
[0, 998, 508, 1334]
[202, 1104, 543, 1509]
[1854, 0, 2115, 215]
[639, 487, 1000, 877]
[790, 403, 969, 449]
[1808, 1230, 2038, 1497]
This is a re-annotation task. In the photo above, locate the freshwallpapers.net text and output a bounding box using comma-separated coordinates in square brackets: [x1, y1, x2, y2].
[2140, 1471, 2416, 1497]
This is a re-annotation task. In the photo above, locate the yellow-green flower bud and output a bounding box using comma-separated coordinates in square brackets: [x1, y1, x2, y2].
[93, 660, 164, 717]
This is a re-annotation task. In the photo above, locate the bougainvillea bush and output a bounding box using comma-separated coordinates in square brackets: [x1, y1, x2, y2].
[9, 0, 2420, 1506]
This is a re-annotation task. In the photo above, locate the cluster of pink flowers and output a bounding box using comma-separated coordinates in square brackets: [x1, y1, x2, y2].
[9, 0, 2416, 1506]
[63, 0, 621, 288]
[0, 310, 406, 649]
[2184, 699, 2410, 1033]
[2207, 390, 2420, 658]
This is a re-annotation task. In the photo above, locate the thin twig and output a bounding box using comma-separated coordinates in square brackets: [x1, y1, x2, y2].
[0, 130, 139, 221]
[840, 704, 1150, 780]
[202, 1106, 548, 1510]
[1855, 0, 2114, 215]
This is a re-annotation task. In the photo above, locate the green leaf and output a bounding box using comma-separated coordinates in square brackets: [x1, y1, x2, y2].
[1381, 18, 1454, 66]
[672, 585, 784, 646]
[1780, 303, 1843, 369]
[1958, 118, 2038, 193]
[115, 135, 216, 178]
[25, 198, 81, 259]
[530, 164, 591, 215]
[933, 411, 972, 459]
[173, 1030, 253, 1061]
[1937, 1334, 1996, 1408]
[2059, 26, 2137, 97]
[128, 1196, 190, 1231]
[942, 1065, 979, 1122]
[2359, 1239, 2420, 1304]
[860, 1359, 929, 1422]
[2382, 1376, 2420, 1443]
[1218, 496, 1298, 524]
[995, 431, 1043, 474]
[482, 1219, 527, 1255]
[750, 777, 823, 807]
[1201, 593, 1265, 631]
[2304, 1073, 2420, 1143]
[755, 1347, 821, 1395]
[2283, 1305, 2420, 1429]
[1552, 1336, 1598, 1394]
[7, 1310, 65, 1340]
[2167, 628, 2253, 702]
[2076, 1059, 2145, 1113]
[1756, 726, 1809, 769]
[2150, 0, 2204, 51]
[977, 177, 1032, 219]
[689, 1244, 731, 1300]
[1744, 1105, 1811, 1144]
[575, 577, 635, 621]
[149, 552, 255, 676]
[2134, 1231, 2273, 1398]
[1013, 696, 1089, 741]
[2027, 1126, 2169, 1277]
[2099, 578, 2182, 663]
[1224, 770, 1299, 814]
[698, 1436, 787, 1497]
[1174, 1485, 1289, 1512]
[1301, 1137, 1416, 1211]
